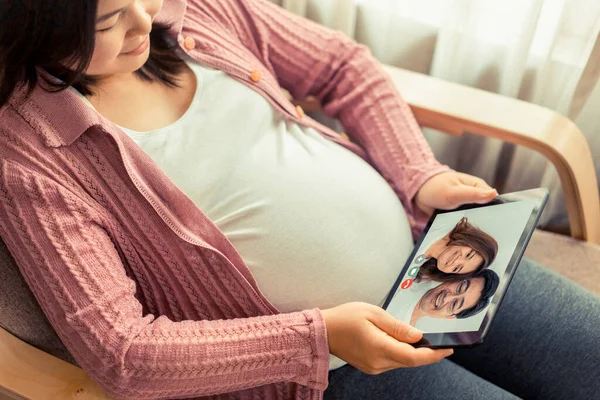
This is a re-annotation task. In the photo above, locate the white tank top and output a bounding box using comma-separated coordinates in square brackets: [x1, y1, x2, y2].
[76, 58, 415, 369]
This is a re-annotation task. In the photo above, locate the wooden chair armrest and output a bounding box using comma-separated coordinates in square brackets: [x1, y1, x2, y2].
[0, 327, 113, 399]
[291, 66, 600, 244]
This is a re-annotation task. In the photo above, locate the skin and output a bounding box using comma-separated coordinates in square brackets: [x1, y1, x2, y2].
[410, 277, 485, 326]
[425, 236, 484, 274]
[87, 0, 196, 132]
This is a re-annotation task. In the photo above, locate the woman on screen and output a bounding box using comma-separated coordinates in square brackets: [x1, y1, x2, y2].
[415, 217, 498, 283]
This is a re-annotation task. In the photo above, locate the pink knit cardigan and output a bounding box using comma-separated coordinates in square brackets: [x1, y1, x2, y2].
[0, 0, 449, 398]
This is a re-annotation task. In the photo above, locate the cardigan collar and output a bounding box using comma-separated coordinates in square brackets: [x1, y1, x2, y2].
[10, 0, 187, 148]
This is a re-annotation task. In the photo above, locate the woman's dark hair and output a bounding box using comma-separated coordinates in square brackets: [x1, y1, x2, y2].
[0, 0, 185, 108]
[416, 217, 498, 283]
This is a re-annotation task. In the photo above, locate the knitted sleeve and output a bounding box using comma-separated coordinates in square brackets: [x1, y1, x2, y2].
[206, 0, 451, 238]
[0, 161, 329, 399]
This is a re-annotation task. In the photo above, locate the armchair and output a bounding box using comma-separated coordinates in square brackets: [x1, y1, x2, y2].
[1, 64, 599, 400]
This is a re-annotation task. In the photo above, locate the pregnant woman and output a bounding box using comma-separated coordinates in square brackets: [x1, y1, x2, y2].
[1, 1, 599, 399]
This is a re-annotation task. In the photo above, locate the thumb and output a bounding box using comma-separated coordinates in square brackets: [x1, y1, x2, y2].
[447, 185, 497, 207]
[372, 309, 423, 344]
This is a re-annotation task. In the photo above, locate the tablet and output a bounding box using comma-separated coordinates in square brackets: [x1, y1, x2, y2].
[382, 188, 549, 348]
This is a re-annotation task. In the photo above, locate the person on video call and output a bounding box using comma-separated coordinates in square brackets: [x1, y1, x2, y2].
[414, 217, 499, 283]
[387, 269, 500, 328]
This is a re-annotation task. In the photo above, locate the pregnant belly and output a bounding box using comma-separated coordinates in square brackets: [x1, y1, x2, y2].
[202, 124, 415, 313]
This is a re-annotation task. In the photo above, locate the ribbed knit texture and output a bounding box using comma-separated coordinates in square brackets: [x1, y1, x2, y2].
[0, 0, 449, 398]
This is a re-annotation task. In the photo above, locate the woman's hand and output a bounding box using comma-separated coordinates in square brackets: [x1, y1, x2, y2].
[321, 302, 453, 374]
[415, 171, 498, 216]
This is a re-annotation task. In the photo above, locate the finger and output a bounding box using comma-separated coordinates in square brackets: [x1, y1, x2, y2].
[446, 185, 497, 207]
[370, 309, 423, 344]
[383, 341, 454, 368]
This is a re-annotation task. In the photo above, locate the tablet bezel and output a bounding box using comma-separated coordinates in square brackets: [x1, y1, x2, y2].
[381, 188, 549, 348]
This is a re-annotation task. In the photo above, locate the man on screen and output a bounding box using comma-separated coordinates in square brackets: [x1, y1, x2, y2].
[409, 269, 500, 326]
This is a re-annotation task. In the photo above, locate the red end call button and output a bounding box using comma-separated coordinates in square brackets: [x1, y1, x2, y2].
[401, 279, 414, 290]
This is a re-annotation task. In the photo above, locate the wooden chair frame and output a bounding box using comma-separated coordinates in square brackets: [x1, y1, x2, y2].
[1, 64, 599, 400]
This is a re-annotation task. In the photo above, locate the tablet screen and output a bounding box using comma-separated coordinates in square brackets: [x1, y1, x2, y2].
[384, 198, 539, 335]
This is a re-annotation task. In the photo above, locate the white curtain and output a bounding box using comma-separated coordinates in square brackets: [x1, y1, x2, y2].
[271, 0, 600, 232]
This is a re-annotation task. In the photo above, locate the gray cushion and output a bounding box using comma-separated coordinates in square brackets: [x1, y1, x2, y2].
[0, 236, 77, 366]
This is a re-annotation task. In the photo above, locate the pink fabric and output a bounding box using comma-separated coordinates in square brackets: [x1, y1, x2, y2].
[0, 0, 449, 398]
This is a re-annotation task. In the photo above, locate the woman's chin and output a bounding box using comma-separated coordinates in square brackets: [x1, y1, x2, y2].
[129, 57, 150, 72]
[85, 60, 149, 81]
[437, 264, 452, 274]
[437, 259, 448, 271]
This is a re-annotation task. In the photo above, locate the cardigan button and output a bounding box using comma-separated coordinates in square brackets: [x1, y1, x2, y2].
[339, 132, 350, 141]
[183, 37, 196, 51]
[250, 68, 262, 83]
[296, 105, 305, 119]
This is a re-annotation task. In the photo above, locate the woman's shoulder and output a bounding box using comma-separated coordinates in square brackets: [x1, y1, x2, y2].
[0, 86, 108, 194]
[1, 78, 106, 150]
[0, 96, 47, 162]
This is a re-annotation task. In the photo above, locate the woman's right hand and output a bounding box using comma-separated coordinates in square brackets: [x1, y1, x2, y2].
[321, 302, 454, 374]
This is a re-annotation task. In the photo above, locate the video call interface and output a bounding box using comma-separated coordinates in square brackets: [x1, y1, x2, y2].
[385, 200, 536, 334]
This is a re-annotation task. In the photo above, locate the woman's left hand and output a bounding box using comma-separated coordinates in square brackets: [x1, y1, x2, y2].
[415, 171, 498, 216]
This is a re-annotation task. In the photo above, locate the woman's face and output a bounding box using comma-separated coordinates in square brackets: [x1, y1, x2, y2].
[436, 244, 483, 274]
[87, 0, 164, 78]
